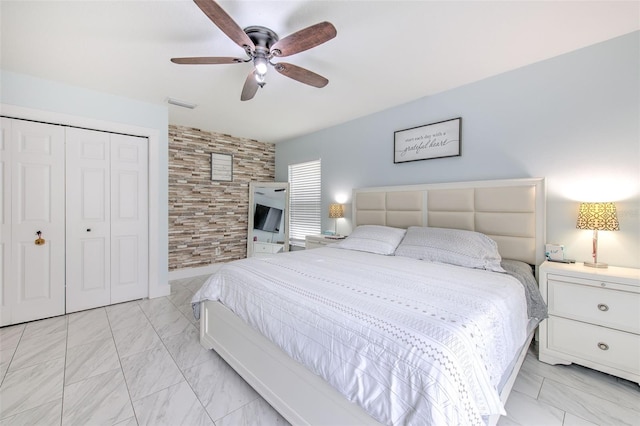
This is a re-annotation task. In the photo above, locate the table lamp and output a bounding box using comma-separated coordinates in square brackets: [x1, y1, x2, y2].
[576, 202, 619, 268]
[329, 203, 345, 235]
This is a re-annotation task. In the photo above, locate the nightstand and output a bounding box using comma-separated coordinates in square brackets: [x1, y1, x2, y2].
[538, 261, 640, 384]
[304, 234, 344, 249]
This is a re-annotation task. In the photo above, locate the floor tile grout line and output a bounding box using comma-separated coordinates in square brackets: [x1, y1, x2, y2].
[11, 317, 67, 423]
[107, 293, 209, 423]
[167, 277, 277, 425]
[59, 315, 69, 426]
[523, 350, 640, 411]
[504, 388, 567, 426]
[211, 398, 258, 425]
[166, 277, 263, 426]
[560, 411, 567, 425]
[105, 303, 141, 426]
[3, 319, 67, 421]
[4, 285, 201, 425]
[539, 374, 640, 414]
[146, 282, 217, 425]
[0, 324, 26, 388]
[535, 376, 544, 400]
[538, 377, 640, 425]
[526, 345, 640, 423]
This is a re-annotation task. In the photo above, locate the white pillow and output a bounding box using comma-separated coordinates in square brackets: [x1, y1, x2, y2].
[394, 226, 505, 272]
[335, 225, 406, 255]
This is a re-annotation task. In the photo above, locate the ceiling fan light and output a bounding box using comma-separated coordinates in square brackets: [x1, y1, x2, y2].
[254, 57, 268, 75]
[255, 73, 266, 84]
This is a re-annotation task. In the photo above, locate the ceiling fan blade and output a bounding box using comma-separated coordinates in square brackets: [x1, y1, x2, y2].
[241, 70, 259, 101]
[271, 22, 336, 57]
[274, 63, 328, 88]
[171, 57, 245, 65]
[193, 0, 255, 51]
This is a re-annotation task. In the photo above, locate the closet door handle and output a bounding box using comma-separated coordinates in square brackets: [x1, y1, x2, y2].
[34, 231, 45, 246]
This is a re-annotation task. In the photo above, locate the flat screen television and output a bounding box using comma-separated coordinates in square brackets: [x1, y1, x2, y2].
[253, 203, 283, 233]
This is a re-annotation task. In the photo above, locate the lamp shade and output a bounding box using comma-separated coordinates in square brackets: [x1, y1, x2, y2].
[328, 203, 345, 219]
[576, 202, 619, 231]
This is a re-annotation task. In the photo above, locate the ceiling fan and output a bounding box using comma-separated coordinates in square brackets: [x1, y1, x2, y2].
[171, 0, 337, 101]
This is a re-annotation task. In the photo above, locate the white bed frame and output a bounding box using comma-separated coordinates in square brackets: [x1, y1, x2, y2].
[199, 177, 546, 425]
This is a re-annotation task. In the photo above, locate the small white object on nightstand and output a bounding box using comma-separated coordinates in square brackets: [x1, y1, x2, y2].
[538, 260, 640, 385]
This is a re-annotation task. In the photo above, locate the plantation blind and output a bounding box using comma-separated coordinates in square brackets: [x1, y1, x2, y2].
[288, 159, 321, 243]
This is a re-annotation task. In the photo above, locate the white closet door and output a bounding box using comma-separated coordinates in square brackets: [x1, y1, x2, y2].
[66, 127, 111, 313]
[3, 120, 66, 325]
[1, 118, 12, 325]
[110, 134, 148, 303]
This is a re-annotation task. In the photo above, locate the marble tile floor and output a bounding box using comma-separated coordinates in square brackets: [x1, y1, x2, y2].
[0, 274, 637, 426]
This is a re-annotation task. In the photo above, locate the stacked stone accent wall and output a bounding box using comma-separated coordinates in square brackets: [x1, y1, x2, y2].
[169, 125, 275, 270]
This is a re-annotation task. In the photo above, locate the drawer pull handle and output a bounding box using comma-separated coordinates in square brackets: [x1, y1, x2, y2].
[597, 342, 609, 351]
[597, 303, 609, 312]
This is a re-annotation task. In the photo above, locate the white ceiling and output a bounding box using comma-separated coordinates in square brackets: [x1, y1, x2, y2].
[1, 1, 638, 143]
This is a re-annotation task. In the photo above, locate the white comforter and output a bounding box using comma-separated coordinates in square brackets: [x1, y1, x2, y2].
[192, 247, 529, 425]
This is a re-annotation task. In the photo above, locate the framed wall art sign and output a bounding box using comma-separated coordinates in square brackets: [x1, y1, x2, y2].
[394, 117, 461, 164]
[211, 152, 233, 182]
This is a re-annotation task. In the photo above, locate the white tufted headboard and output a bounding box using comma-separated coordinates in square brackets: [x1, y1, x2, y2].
[352, 178, 546, 266]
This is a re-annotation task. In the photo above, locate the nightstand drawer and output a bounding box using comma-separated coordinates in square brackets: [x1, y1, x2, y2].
[547, 317, 640, 375]
[253, 243, 271, 253]
[548, 278, 640, 334]
[253, 242, 283, 255]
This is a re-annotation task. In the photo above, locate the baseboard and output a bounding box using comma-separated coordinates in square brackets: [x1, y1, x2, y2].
[168, 264, 222, 281]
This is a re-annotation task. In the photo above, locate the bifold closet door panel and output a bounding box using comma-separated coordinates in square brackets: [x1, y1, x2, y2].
[65, 127, 111, 313]
[1, 118, 11, 325]
[1, 119, 66, 326]
[110, 134, 148, 304]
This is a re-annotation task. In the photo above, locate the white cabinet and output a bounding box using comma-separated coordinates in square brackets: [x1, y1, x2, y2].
[252, 242, 284, 257]
[0, 118, 149, 325]
[538, 261, 640, 384]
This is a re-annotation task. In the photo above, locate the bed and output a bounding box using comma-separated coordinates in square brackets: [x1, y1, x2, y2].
[193, 177, 547, 425]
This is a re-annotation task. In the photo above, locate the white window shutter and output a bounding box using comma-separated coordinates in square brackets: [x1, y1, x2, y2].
[288, 159, 321, 243]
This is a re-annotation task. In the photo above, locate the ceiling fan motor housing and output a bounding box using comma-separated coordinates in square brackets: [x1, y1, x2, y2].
[244, 26, 279, 55]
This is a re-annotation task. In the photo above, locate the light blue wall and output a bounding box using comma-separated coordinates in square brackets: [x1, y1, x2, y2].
[1, 70, 170, 291]
[276, 31, 640, 268]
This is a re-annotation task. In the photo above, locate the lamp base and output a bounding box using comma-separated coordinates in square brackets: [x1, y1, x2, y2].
[584, 261, 608, 268]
